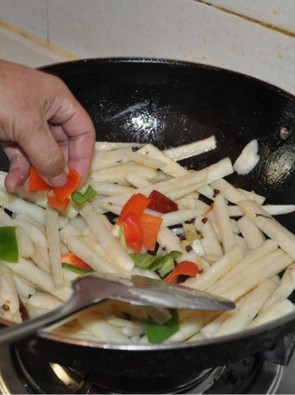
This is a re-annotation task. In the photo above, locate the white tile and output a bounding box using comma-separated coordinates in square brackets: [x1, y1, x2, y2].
[46, 0, 295, 94]
[0, 0, 48, 39]
[201, 0, 295, 33]
[0, 26, 68, 67]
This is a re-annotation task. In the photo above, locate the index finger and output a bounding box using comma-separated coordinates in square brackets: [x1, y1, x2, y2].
[51, 102, 96, 185]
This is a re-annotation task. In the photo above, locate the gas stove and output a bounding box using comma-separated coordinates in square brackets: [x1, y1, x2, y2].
[0, 343, 294, 394]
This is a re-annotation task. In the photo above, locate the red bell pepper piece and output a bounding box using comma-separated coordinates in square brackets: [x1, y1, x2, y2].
[52, 168, 81, 202]
[163, 260, 200, 283]
[29, 166, 81, 211]
[29, 167, 51, 192]
[61, 252, 93, 271]
[148, 190, 178, 213]
[47, 192, 70, 211]
[118, 193, 151, 224]
[122, 212, 143, 253]
[139, 213, 163, 251]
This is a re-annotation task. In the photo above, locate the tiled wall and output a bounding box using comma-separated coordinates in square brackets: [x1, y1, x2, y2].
[0, 0, 294, 94]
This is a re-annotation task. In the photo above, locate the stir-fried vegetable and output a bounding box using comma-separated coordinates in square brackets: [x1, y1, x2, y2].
[0, 226, 18, 263]
[142, 309, 180, 343]
[148, 189, 178, 213]
[1, 136, 295, 345]
[72, 184, 96, 205]
[163, 260, 200, 283]
[29, 166, 81, 210]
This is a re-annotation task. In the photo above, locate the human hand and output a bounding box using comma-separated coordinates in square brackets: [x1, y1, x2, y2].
[0, 59, 95, 192]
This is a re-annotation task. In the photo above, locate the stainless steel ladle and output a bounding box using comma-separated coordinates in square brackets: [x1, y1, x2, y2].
[0, 273, 235, 345]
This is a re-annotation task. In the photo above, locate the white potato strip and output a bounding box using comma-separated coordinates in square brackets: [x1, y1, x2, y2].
[176, 193, 199, 209]
[261, 262, 295, 311]
[90, 181, 133, 196]
[31, 247, 51, 274]
[233, 139, 260, 175]
[95, 141, 142, 152]
[248, 299, 295, 329]
[200, 221, 223, 256]
[79, 204, 134, 272]
[0, 272, 22, 323]
[228, 204, 295, 217]
[262, 205, 295, 215]
[198, 185, 215, 200]
[103, 157, 233, 206]
[125, 172, 151, 188]
[157, 226, 183, 254]
[208, 240, 279, 295]
[103, 315, 143, 338]
[213, 194, 235, 252]
[238, 188, 265, 205]
[14, 218, 47, 246]
[237, 215, 265, 249]
[163, 136, 217, 161]
[76, 310, 132, 343]
[66, 234, 124, 274]
[137, 144, 188, 177]
[15, 227, 35, 258]
[234, 235, 248, 252]
[22, 293, 62, 318]
[161, 209, 203, 227]
[221, 250, 293, 301]
[185, 245, 244, 290]
[90, 164, 157, 184]
[210, 179, 249, 204]
[0, 171, 6, 187]
[90, 148, 129, 171]
[238, 200, 295, 259]
[126, 150, 165, 169]
[0, 189, 67, 228]
[1, 259, 71, 302]
[201, 279, 277, 338]
[213, 279, 278, 337]
[45, 207, 64, 288]
[13, 274, 37, 299]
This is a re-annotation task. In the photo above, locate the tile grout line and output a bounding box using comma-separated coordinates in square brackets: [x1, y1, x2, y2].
[196, 0, 295, 38]
[0, 19, 78, 60]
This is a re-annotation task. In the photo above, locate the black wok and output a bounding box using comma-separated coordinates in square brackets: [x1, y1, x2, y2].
[2, 58, 295, 393]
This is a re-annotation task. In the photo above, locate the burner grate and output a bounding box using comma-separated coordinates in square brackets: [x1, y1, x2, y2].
[0, 345, 289, 394]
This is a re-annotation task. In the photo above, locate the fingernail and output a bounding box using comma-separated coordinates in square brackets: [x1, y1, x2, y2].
[50, 172, 68, 187]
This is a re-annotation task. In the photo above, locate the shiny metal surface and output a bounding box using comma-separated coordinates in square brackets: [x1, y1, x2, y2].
[0, 274, 234, 345]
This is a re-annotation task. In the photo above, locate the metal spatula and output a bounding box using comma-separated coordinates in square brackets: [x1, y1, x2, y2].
[0, 274, 235, 345]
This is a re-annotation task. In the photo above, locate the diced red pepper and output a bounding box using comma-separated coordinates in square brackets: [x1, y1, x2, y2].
[47, 192, 70, 211]
[122, 212, 143, 253]
[61, 253, 93, 271]
[52, 168, 81, 202]
[29, 166, 81, 211]
[163, 260, 200, 283]
[29, 167, 51, 192]
[118, 193, 151, 224]
[139, 213, 163, 251]
[148, 190, 178, 213]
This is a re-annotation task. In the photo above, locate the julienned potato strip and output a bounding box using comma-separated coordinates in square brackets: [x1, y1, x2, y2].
[0, 137, 295, 343]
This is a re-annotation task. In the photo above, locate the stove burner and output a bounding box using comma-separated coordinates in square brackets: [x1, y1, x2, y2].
[0, 345, 289, 394]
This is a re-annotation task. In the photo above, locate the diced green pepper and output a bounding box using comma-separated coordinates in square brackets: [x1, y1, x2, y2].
[71, 184, 96, 205]
[130, 251, 182, 278]
[62, 263, 92, 275]
[0, 226, 19, 263]
[142, 309, 180, 344]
